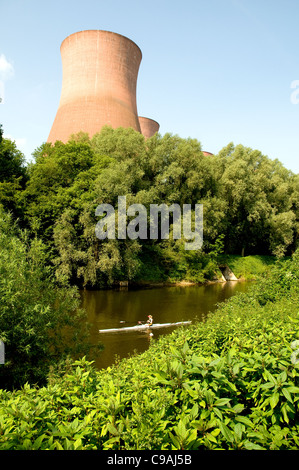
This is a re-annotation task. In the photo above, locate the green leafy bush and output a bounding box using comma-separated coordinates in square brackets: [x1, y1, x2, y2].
[0, 250, 298, 449]
[0, 209, 98, 390]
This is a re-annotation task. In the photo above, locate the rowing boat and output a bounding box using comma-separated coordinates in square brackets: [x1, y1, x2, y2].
[99, 321, 191, 333]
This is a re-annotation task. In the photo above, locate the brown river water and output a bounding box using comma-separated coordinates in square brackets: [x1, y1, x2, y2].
[80, 281, 250, 370]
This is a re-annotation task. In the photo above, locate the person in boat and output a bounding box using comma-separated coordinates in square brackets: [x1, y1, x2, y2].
[146, 315, 153, 326]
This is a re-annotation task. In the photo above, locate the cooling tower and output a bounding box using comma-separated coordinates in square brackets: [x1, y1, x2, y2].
[138, 117, 160, 139]
[47, 30, 143, 143]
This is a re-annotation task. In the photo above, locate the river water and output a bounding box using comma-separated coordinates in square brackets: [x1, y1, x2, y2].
[80, 281, 250, 370]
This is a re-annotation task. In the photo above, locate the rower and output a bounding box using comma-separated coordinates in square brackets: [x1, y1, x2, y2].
[147, 315, 153, 326]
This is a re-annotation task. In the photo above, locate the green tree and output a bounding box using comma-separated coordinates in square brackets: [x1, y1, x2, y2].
[216, 144, 298, 256]
[0, 208, 96, 390]
[0, 125, 27, 217]
[0, 125, 26, 183]
[22, 139, 98, 241]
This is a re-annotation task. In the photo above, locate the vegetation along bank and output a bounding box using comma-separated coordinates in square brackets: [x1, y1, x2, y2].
[0, 251, 298, 450]
[0, 123, 298, 449]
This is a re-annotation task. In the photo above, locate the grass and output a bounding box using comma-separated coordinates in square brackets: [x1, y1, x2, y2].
[218, 254, 280, 280]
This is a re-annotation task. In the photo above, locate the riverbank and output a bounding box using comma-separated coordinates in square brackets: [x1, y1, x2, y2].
[0, 251, 298, 450]
[115, 254, 279, 288]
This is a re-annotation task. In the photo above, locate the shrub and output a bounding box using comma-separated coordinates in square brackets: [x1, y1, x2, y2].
[0, 250, 298, 449]
[0, 209, 97, 390]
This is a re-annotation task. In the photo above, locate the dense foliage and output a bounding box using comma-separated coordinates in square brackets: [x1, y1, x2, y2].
[0, 250, 298, 450]
[0, 124, 299, 449]
[0, 209, 99, 390]
[2, 126, 295, 288]
[0, 125, 27, 219]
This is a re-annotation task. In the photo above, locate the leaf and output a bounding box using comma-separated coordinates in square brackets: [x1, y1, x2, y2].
[213, 407, 223, 420]
[211, 428, 221, 437]
[218, 422, 234, 443]
[187, 429, 198, 445]
[74, 438, 83, 450]
[263, 370, 277, 385]
[206, 432, 218, 444]
[182, 342, 190, 355]
[281, 404, 289, 424]
[104, 436, 122, 449]
[282, 387, 293, 403]
[235, 416, 254, 428]
[260, 382, 275, 390]
[169, 432, 180, 449]
[214, 398, 230, 407]
[176, 363, 184, 380]
[269, 392, 280, 409]
[279, 370, 287, 383]
[154, 372, 170, 385]
[234, 422, 243, 442]
[191, 420, 204, 431]
[232, 403, 244, 414]
[107, 423, 119, 436]
[22, 439, 32, 450]
[54, 441, 64, 450]
[244, 441, 265, 450]
[176, 420, 187, 439]
[204, 390, 214, 405]
[33, 434, 46, 449]
[190, 403, 199, 419]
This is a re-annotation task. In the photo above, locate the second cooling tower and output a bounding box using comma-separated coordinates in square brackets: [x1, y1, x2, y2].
[48, 30, 158, 143]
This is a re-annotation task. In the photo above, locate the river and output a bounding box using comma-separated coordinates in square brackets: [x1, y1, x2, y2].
[80, 281, 250, 370]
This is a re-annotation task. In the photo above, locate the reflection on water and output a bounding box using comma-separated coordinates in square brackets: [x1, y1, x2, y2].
[80, 281, 250, 370]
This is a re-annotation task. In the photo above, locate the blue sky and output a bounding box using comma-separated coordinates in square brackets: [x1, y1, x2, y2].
[1, 0, 299, 173]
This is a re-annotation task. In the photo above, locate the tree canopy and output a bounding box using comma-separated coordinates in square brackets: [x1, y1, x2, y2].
[15, 126, 298, 288]
[0, 125, 27, 218]
[0, 124, 297, 288]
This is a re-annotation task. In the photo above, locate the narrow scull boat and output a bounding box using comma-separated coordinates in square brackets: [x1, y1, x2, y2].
[99, 321, 191, 333]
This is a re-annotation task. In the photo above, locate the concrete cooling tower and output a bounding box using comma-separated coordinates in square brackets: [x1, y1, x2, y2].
[47, 30, 159, 143]
[138, 117, 160, 140]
